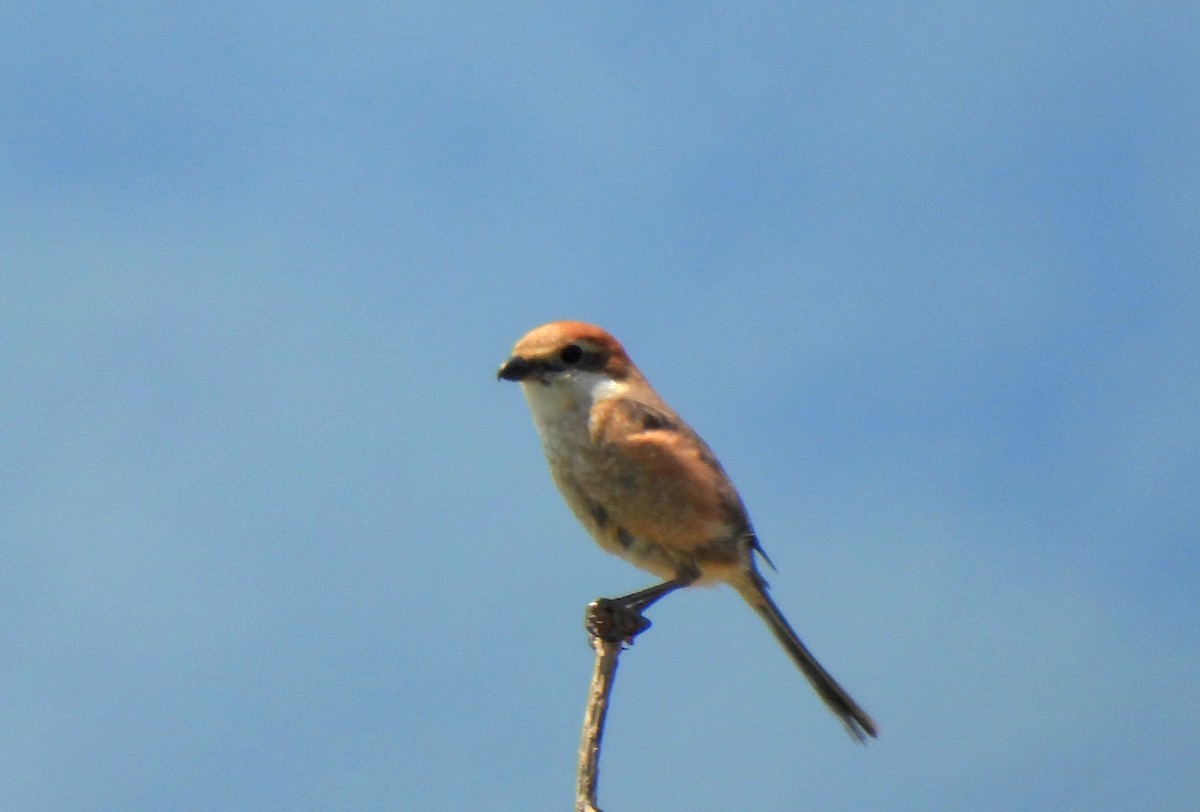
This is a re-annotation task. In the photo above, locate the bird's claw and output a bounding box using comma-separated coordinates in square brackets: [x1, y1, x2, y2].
[585, 598, 652, 644]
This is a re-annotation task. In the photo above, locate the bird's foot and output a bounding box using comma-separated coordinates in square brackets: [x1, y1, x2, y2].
[584, 598, 652, 644]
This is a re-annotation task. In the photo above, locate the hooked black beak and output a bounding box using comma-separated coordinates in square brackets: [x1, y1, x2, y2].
[497, 356, 535, 381]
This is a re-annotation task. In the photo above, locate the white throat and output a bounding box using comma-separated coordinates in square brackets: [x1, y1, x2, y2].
[520, 370, 624, 442]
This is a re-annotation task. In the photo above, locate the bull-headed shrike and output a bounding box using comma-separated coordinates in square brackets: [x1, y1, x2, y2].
[498, 320, 877, 741]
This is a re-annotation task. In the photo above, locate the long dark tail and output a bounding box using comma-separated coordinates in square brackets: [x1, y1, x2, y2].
[737, 580, 878, 742]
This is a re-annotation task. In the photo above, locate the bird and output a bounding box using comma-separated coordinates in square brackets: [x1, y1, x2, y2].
[497, 320, 878, 741]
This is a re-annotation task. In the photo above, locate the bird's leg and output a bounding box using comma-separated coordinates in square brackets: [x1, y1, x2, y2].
[612, 576, 692, 613]
[585, 574, 695, 644]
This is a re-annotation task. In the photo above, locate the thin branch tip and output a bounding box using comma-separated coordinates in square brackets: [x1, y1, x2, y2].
[575, 597, 655, 812]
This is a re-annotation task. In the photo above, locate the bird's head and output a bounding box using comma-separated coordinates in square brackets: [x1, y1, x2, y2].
[497, 321, 639, 386]
[497, 321, 645, 420]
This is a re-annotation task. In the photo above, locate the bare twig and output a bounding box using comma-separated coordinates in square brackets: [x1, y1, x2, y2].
[575, 631, 619, 812]
[575, 599, 652, 812]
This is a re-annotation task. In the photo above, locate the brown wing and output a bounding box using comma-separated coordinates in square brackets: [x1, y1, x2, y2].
[589, 397, 751, 553]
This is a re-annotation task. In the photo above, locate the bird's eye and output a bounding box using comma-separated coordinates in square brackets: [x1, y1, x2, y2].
[559, 344, 584, 365]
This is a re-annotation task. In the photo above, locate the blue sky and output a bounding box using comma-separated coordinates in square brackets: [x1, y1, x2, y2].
[2, 3, 1197, 810]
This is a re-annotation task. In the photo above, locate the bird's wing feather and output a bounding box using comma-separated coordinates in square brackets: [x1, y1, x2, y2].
[590, 397, 750, 551]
